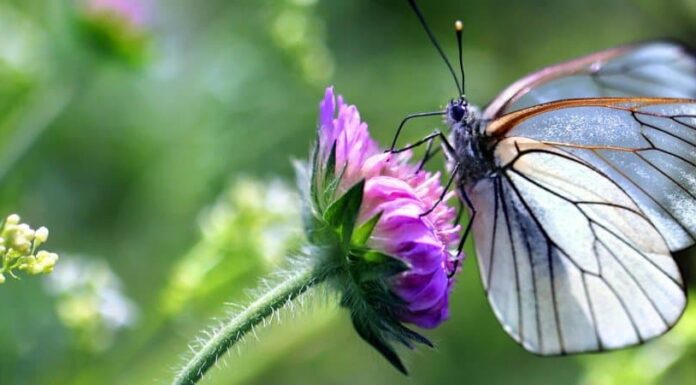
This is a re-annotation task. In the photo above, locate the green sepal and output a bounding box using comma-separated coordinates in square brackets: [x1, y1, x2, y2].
[308, 143, 321, 208]
[351, 211, 382, 246]
[351, 314, 408, 375]
[323, 141, 337, 192]
[347, 249, 409, 283]
[323, 179, 364, 250]
[321, 165, 346, 209]
[340, 273, 433, 375]
[294, 159, 323, 242]
[321, 142, 349, 210]
[337, 243, 431, 375]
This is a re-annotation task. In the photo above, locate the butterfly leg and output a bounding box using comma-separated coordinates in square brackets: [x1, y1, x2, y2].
[390, 130, 466, 277]
[390, 130, 460, 216]
[390, 130, 440, 153]
[417, 141, 441, 172]
[392, 130, 454, 176]
[391, 130, 456, 157]
[448, 186, 475, 279]
[388, 111, 445, 152]
[419, 162, 460, 218]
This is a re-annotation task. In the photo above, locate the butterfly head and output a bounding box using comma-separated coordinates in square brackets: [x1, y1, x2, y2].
[446, 97, 472, 126]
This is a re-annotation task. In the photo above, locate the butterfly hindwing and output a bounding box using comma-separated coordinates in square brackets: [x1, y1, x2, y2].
[468, 137, 686, 354]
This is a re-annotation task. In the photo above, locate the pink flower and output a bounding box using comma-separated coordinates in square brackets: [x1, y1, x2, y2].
[317, 87, 461, 328]
[318, 88, 379, 193]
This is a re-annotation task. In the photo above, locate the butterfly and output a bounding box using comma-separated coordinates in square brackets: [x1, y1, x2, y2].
[390, 0, 696, 355]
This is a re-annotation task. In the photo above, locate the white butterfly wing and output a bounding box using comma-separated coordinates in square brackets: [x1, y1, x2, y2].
[469, 97, 696, 354]
[488, 98, 696, 251]
[467, 136, 686, 354]
[483, 41, 696, 119]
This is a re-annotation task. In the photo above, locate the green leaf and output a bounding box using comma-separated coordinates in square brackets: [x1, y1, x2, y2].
[323, 179, 365, 249]
[351, 211, 382, 246]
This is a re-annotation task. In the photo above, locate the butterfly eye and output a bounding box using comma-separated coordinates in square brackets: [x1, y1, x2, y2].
[449, 103, 466, 122]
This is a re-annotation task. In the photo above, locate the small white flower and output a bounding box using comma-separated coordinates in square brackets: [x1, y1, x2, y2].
[5, 213, 20, 225]
[34, 226, 49, 243]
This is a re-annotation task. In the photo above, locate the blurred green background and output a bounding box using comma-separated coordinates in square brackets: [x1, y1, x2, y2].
[0, 0, 695, 384]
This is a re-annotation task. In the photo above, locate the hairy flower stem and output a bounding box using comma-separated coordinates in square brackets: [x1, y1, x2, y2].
[172, 261, 329, 385]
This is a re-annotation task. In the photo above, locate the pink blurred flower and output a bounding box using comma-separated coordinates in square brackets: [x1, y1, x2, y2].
[317, 87, 461, 328]
[86, 0, 152, 28]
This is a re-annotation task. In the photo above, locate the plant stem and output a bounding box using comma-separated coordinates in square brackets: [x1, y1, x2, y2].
[172, 261, 326, 385]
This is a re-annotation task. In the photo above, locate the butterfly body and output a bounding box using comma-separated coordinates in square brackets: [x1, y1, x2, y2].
[446, 99, 498, 185]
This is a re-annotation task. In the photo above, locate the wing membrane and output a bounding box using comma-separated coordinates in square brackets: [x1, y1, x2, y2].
[488, 98, 696, 251]
[469, 138, 686, 354]
[483, 41, 696, 119]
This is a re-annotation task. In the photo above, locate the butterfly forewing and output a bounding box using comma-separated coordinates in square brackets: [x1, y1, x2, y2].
[483, 41, 696, 119]
[487, 98, 696, 251]
[469, 137, 686, 354]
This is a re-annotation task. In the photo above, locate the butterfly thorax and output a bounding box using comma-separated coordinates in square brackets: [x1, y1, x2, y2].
[445, 99, 496, 185]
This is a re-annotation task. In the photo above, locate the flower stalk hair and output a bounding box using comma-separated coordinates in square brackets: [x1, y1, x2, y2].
[0, 213, 59, 285]
[172, 87, 462, 385]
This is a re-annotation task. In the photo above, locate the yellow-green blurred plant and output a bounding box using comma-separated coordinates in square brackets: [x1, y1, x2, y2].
[78, 178, 304, 385]
[0, 3, 47, 157]
[0, 214, 58, 284]
[160, 177, 303, 316]
[45, 256, 138, 352]
[0, 4, 46, 83]
[579, 292, 696, 385]
[268, 0, 334, 85]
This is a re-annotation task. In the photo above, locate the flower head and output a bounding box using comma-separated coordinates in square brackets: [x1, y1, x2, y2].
[316, 87, 460, 327]
[306, 87, 461, 372]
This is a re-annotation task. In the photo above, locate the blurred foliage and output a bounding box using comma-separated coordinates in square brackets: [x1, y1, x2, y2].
[160, 177, 301, 316]
[0, 0, 694, 384]
[579, 294, 696, 385]
[45, 255, 138, 352]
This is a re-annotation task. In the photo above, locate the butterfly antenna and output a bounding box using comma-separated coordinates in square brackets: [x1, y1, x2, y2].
[455, 20, 465, 96]
[407, 0, 462, 97]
